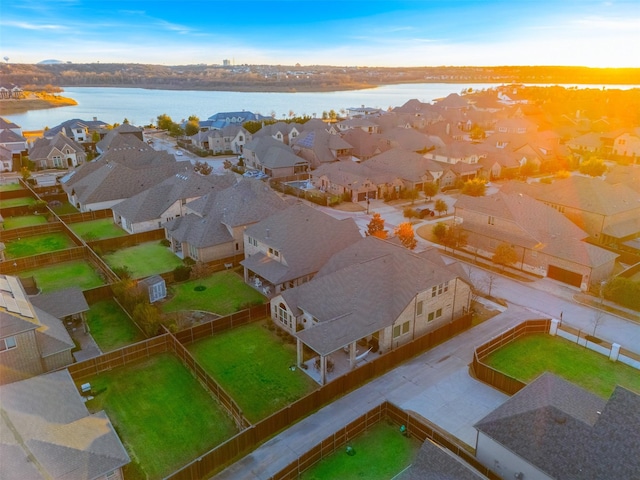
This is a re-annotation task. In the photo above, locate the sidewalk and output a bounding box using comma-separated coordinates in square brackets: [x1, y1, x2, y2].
[213, 307, 534, 480]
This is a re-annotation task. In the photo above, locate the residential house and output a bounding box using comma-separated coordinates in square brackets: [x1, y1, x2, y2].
[0, 144, 13, 172]
[253, 121, 302, 145]
[398, 439, 486, 480]
[271, 236, 471, 384]
[0, 275, 75, 386]
[439, 162, 482, 189]
[503, 176, 640, 246]
[95, 123, 144, 154]
[494, 117, 538, 135]
[28, 132, 86, 169]
[61, 135, 183, 211]
[391, 100, 444, 127]
[366, 147, 444, 192]
[0, 117, 27, 168]
[242, 203, 361, 298]
[607, 129, 640, 161]
[30, 287, 90, 332]
[424, 140, 485, 166]
[292, 128, 354, 168]
[43, 117, 109, 144]
[311, 161, 402, 202]
[345, 106, 384, 118]
[203, 125, 251, 154]
[378, 126, 435, 153]
[202, 111, 271, 130]
[478, 147, 522, 180]
[433, 93, 471, 111]
[339, 128, 385, 161]
[111, 171, 236, 234]
[0, 369, 130, 479]
[243, 136, 309, 178]
[335, 117, 379, 134]
[454, 192, 619, 290]
[474, 372, 640, 480]
[496, 86, 529, 105]
[566, 132, 605, 155]
[163, 178, 288, 263]
[0, 83, 24, 99]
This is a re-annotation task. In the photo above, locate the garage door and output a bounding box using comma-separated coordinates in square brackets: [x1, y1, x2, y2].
[547, 265, 582, 287]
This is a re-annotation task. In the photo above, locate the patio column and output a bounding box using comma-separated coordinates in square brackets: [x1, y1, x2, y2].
[349, 342, 357, 370]
[296, 338, 303, 367]
[320, 355, 326, 385]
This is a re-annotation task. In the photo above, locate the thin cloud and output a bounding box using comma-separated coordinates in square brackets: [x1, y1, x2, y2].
[1, 20, 68, 31]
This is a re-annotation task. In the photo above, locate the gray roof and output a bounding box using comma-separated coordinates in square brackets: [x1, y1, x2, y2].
[288, 236, 461, 355]
[30, 288, 89, 319]
[245, 136, 307, 169]
[366, 147, 443, 182]
[311, 160, 397, 188]
[242, 203, 361, 286]
[29, 132, 85, 163]
[0, 370, 130, 480]
[33, 306, 74, 358]
[397, 439, 486, 480]
[475, 373, 640, 479]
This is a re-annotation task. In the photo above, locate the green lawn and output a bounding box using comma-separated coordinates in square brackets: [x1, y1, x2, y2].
[2, 215, 48, 229]
[86, 299, 145, 352]
[0, 196, 36, 207]
[162, 271, 265, 315]
[301, 421, 421, 480]
[5, 232, 76, 259]
[20, 260, 105, 293]
[188, 321, 317, 422]
[102, 242, 183, 278]
[0, 183, 23, 192]
[85, 353, 238, 480]
[69, 218, 127, 241]
[50, 201, 78, 215]
[484, 333, 640, 398]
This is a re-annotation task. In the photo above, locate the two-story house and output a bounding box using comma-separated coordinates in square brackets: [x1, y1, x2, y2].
[29, 132, 87, 169]
[243, 136, 309, 178]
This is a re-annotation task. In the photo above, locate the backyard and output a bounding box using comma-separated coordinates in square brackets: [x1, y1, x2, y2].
[86, 299, 145, 352]
[484, 333, 640, 398]
[188, 321, 317, 422]
[50, 201, 78, 215]
[0, 196, 37, 207]
[69, 218, 127, 240]
[4, 232, 76, 259]
[102, 241, 183, 278]
[300, 421, 421, 480]
[161, 270, 265, 316]
[19, 260, 106, 292]
[84, 353, 238, 480]
[1, 214, 48, 229]
[0, 183, 23, 192]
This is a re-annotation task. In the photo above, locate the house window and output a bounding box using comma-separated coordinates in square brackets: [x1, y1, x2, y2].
[188, 243, 199, 261]
[393, 321, 410, 338]
[248, 237, 257, 247]
[436, 308, 442, 318]
[269, 247, 280, 258]
[0, 336, 17, 352]
[432, 286, 437, 297]
[277, 303, 291, 328]
[402, 321, 410, 334]
[416, 300, 423, 316]
[428, 312, 435, 322]
[52, 155, 63, 168]
[393, 325, 401, 338]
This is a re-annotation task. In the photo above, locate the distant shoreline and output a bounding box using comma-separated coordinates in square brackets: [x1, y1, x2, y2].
[0, 92, 77, 115]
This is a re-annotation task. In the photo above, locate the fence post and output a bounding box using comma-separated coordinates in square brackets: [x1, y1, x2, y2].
[610, 343, 621, 362]
[550, 318, 559, 336]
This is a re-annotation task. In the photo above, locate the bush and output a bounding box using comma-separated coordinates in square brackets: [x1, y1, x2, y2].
[183, 256, 196, 266]
[403, 207, 418, 218]
[603, 277, 640, 310]
[159, 239, 170, 247]
[173, 265, 192, 282]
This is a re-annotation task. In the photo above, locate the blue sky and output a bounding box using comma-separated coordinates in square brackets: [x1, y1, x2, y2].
[1, 0, 639, 67]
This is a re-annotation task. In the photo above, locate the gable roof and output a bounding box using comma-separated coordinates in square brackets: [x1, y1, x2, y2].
[29, 288, 89, 319]
[29, 132, 84, 162]
[366, 147, 443, 182]
[0, 369, 130, 480]
[287, 236, 461, 355]
[397, 439, 486, 480]
[312, 160, 397, 187]
[43, 118, 109, 139]
[475, 373, 640, 479]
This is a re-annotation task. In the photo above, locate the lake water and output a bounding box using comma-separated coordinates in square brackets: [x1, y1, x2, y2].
[6, 83, 638, 131]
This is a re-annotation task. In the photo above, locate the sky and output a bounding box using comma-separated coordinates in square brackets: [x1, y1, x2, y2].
[1, 0, 639, 68]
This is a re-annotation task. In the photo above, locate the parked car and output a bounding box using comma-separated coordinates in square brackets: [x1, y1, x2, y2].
[416, 206, 435, 218]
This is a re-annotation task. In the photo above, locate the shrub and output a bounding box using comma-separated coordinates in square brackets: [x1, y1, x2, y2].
[159, 239, 170, 247]
[403, 207, 418, 218]
[183, 256, 196, 266]
[173, 265, 192, 282]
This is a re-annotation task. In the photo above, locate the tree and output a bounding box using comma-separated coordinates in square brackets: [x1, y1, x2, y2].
[470, 124, 486, 140]
[91, 131, 100, 143]
[184, 119, 200, 136]
[434, 199, 448, 216]
[519, 161, 537, 179]
[432, 222, 447, 241]
[394, 222, 417, 250]
[133, 302, 161, 337]
[492, 243, 518, 270]
[602, 277, 640, 310]
[366, 213, 388, 239]
[194, 161, 213, 175]
[442, 224, 467, 253]
[20, 166, 31, 181]
[403, 207, 418, 219]
[405, 188, 419, 204]
[460, 178, 486, 197]
[157, 113, 173, 131]
[579, 157, 607, 177]
[423, 182, 438, 200]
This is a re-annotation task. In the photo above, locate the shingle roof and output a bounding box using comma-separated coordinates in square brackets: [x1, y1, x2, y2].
[475, 373, 640, 479]
[29, 288, 89, 319]
[366, 147, 443, 182]
[397, 439, 486, 480]
[0, 370, 130, 480]
[29, 133, 85, 163]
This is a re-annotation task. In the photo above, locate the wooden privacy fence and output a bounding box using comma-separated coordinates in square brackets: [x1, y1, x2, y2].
[0, 221, 66, 242]
[58, 208, 113, 224]
[166, 313, 472, 480]
[87, 228, 166, 252]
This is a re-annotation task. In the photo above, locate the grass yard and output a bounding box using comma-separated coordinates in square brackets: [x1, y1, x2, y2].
[188, 321, 317, 422]
[484, 333, 640, 398]
[86, 299, 145, 352]
[85, 353, 238, 480]
[69, 218, 127, 240]
[300, 421, 421, 480]
[162, 271, 265, 315]
[20, 260, 105, 293]
[4, 232, 76, 259]
[102, 242, 183, 278]
[2, 215, 48, 229]
[50, 201, 78, 215]
[0, 183, 23, 192]
[0, 196, 37, 208]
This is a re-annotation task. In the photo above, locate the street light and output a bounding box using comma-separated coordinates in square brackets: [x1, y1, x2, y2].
[366, 194, 370, 214]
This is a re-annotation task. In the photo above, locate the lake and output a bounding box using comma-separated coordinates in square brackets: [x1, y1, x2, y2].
[6, 83, 639, 131]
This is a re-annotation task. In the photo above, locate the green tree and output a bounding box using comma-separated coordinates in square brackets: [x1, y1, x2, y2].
[366, 212, 388, 239]
[519, 161, 537, 179]
[405, 188, 419, 204]
[91, 131, 100, 143]
[185, 119, 200, 136]
[20, 166, 31, 181]
[423, 182, 439, 200]
[492, 243, 519, 270]
[157, 113, 173, 131]
[579, 157, 607, 177]
[394, 222, 417, 250]
[432, 222, 447, 241]
[461, 178, 486, 197]
[442, 224, 468, 253]
[403, 207, 418, 219]
[133, 302, 161, 337]
[603, 277, 640, 310]
[434, 199, 448, 216]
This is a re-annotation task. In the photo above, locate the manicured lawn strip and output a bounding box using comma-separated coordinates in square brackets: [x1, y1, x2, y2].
[484, 333, 640, 398]
[69, 218, 127, 240]
[50, 201, 78, 215]
[20, 260, 105, 292]
[85, 354, 238, 480]
[102, 242, 183, 278]
[0, 196, 36, 207]
[86, 299, 145, 352]
[0, 183, 23, 192]
[2, 215, 48, 229]
[5, 232, 76, 259]
[188, 321, 317, 422]
[162, 271, 265, 315]
[300, 421, 421, 480]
